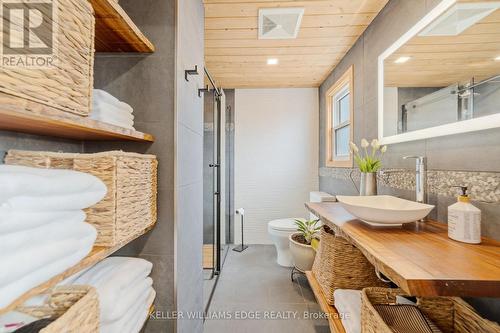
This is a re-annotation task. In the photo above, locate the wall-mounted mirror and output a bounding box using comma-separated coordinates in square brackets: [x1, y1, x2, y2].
[378, 0, 500, 144]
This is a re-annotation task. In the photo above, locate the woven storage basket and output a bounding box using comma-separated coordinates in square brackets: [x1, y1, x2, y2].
[312, 225, 388, 305]
[361, 287, 500, 333]
[0, 0, 94, 118]
[5, 150, 158, 246]
[16, 286, 99, 333]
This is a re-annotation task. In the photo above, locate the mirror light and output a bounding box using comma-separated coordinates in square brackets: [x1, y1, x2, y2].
[267, 58, 279, 65]
[394, 56, 411, 64]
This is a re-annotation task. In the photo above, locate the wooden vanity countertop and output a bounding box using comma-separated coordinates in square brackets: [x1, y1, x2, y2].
[306, 202, 500, 298]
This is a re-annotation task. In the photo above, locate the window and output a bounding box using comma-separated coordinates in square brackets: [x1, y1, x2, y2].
[325, 66, 354, 167]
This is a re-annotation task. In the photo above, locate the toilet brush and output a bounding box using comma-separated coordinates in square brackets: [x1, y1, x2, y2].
[233, 208, 248, 252]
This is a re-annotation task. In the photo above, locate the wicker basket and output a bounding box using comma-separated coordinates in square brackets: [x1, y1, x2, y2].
[16, 286, 99, 333]
[361, 287, 500, 333]
[312, 225, 388, 305]
[0, 0, 94, 118]
[5, 150, 158, 246]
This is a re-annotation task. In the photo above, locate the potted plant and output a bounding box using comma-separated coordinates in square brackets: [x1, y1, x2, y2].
[349, 138, 387, 196]
[289, 218, 321, 272]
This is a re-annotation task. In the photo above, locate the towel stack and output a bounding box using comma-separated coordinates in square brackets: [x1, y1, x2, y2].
[72, 257, 155, 333]
[91, 89, 135, 129]
[0, 165, 107, 309]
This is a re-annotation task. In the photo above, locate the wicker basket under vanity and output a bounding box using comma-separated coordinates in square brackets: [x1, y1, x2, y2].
[5, 150, 158, 246]
[0, 0, 95, 118]
[362, 287, 500, 333]
[312, 225, 388, 305]
[16, 286, 99, 333]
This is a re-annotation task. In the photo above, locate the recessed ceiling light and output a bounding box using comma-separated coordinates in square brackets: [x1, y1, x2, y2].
[267, 58, 279, 65]
[495, 56, 500, 61]
[394, 56, 411, 64]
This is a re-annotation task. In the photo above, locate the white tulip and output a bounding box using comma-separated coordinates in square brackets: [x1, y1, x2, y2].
[361, 138, 369, 148]
[381, 145, 387, 153]
[371, 139, 380, 150]
[349, 142, 359, 153]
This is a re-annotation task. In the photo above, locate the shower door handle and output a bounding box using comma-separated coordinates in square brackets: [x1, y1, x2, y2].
[209, 163, 220, 168]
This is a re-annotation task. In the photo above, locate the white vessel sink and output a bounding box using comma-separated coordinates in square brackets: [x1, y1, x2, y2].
[336, 195, 435, 226]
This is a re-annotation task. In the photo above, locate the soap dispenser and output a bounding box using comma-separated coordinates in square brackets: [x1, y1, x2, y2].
[448, 186, 481, 244]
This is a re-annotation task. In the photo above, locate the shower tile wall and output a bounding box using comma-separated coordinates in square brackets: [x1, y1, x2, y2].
[318, 0, 500, 322]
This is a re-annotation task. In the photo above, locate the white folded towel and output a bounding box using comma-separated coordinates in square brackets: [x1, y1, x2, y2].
[92, 101, 134, 121]
[0, 230, 96, 308]
[93, 89, 120, 105]
[101, 288, 155, 333]
[0, 223, 96, 288]
[0, 210, 85, 234]
[104, 277, 153, 323]
[74, 257, 153, 318]
[334, 289, 362, 333]
[89, 115, 134, 130]
[126, 289, 156, 333]
[0, 165, 107, 210]
[93, 90, 133, 114]
[89, 114, 135, 130]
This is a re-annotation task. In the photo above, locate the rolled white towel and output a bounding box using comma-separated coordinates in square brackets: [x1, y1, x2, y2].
[103, 277, 153, 323]
[101, 288, 156, 333]
[0, 229, 96, 308]
[334, 289, 362, 333]
[0, 165, 107, 210]
[0, 210, 85, 234]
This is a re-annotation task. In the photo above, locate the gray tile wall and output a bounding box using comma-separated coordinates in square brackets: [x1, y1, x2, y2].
[318, 0, 500, 322]
[87, 0, 176, 332]
[175, 1, 205, 332]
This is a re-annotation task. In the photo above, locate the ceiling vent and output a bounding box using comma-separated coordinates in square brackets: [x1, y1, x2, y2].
[419, 2, 500, 37]
[258, 8, 304, 40]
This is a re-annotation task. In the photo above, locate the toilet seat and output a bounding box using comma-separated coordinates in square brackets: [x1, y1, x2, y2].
[268, 218, 299, 232]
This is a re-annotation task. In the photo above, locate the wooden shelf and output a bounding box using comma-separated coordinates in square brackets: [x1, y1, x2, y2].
[305, 271, 346, 333]
[0, 108, 154, 142]
[0, 225, 155, 315]
[306, 202, 500, 298]
[90, 0, 155, 53]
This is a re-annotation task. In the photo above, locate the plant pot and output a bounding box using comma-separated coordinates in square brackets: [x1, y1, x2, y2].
[289, 233, 317, 272]
[360, 172, 377, 196]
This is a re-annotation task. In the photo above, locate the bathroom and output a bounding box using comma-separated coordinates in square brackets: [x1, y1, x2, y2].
[0, 0, 499, 333]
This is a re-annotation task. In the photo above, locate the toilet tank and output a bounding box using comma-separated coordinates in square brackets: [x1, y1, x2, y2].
[309, 191, 336, 220]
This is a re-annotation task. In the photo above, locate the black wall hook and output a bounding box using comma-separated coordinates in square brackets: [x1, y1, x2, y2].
[198, 85, 210, 98]
[185, 65, 199, 82]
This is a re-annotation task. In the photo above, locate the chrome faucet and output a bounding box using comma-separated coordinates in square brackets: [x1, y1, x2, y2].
[403, 156, 427, 204]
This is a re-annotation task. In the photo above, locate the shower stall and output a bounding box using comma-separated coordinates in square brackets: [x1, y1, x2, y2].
[202, 68, 234, 310]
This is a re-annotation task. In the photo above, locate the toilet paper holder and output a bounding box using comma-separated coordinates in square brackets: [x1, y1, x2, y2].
[233, 208, 248, 252]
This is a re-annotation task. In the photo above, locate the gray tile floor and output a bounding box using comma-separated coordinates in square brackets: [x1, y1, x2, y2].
[204, 245, 330, 333]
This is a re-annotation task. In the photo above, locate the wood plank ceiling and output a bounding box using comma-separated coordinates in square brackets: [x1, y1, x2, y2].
[204, 0, 389, 88]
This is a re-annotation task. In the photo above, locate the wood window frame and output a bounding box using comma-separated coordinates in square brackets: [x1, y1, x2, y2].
[325, 65, 354, 168]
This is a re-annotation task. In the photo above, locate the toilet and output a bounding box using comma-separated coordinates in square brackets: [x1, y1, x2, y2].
[268, 191, 336, 267]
